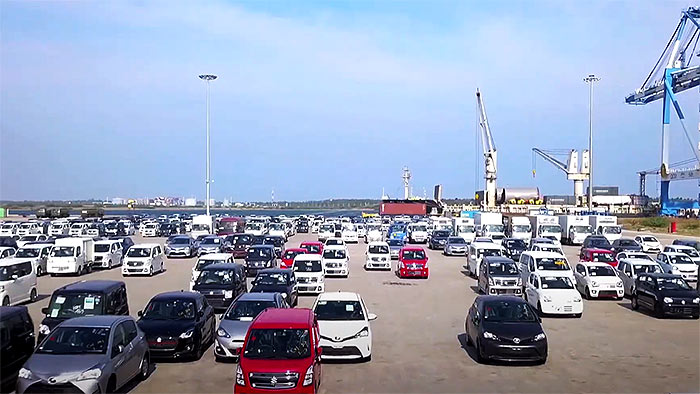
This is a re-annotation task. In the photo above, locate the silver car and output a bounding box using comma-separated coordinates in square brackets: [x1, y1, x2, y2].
[214, 292, 288, 361]
[17, 315, 150, 394]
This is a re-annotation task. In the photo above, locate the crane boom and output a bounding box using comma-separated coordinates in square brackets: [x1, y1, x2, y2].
[476, 89, 497, 208]
[532, 148, 569, 173]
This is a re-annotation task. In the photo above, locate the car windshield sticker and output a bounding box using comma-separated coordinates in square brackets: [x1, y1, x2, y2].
[84, 296, 95, 310]
[555, 259, 566, 265]
[50, 309, 59, 317]
[318, 300, 327, 305]
[55, 296, 66, 304]
[240, 316, 253, 322]
[541, 283, 548, 289]
[346, 304, 355, 312]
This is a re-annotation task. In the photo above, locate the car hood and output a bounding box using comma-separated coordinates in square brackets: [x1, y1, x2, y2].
[24, 353, 106, 379]
[481, 321, 543, 340]
[218, 319, 254, 341]
[138, 318, 194, 337]
[318, 320, 367, 341]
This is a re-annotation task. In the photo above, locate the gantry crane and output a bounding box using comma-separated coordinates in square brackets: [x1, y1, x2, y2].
[476, 89, 497, 208]
[532, 149, 590, 205]
[626, 7, 700, 214]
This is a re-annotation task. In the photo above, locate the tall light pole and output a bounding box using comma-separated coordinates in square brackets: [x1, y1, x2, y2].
[199, 74, 217, 216]
[583, 74, 600, 211]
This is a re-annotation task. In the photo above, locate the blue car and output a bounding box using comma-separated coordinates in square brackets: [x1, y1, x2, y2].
[387, 224, 408, 242]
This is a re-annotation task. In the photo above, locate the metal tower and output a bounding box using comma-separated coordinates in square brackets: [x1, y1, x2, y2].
[402, 167, 412, 199]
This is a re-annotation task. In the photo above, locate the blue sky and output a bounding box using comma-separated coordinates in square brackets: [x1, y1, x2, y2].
[1, 0, 699, 201]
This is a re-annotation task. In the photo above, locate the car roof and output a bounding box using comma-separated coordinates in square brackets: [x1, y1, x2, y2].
[578, 261, 614, 267]
[62, 315, 130, 328]
[483, 256, 514, 263]
[584, 248, 612, 253]
[472, 242, 501, 249]
[0, 305, 29, 320]
[316, 291, 360, 302]
[0, 258, 35, 267]
[201, 262, 242, 271]
[94, 239, 120, 244]
[283, 248, 306, 253]
[619, 258, 658, 264]
[252, 308, 313, 328]
[238, 292, 280, 301]
[368, 241, 389, 246]
[660, 251, 688, 256]
[132, 243, 160, 248]
[324, 245, 346, 251]
[257, 268, 292, 275]
[150, 291, 201, 301]
[20, 243, 53, 248]
[294, 254, 322, 261]
[300, 241, 322, 245]
[523, 251, 564, 258]
[476, 295, 527, 305]
[56, 280, 125, 293]
[250, 244, 274, 250]
[639, 272, 681, 279]
[199, 253, 232, 260]
[401, 246, 425, 251]
[668, 245, 694, 250]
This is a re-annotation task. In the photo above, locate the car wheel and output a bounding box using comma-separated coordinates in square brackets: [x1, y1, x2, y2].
[2, 296, 9, 306]
[537, 302, 543, 316]
[30, 288, 37, 302]
[585, 287, 592, 300]
[574, 313, 582, 318]
[149, 266, 154, 277]
[631, 295, 639, 310]
[139, 354, 150, 380]
[475, 339, 486, 364]
[653, 302, 665, 318]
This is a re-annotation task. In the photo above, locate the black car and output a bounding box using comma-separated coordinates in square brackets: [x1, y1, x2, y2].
[263, 235, 285, 257]
[159, 223, 178, 237]
[250, 235, 266, 246]
[192, 263, 247, 311]
[244, 245, 277, 276]
[137, 291, 216, 360]
[297, 220, 310, 233]
[250, 268, 299, 307]
[109, 236, 134, 255]
[631, 273, 699, 319]
[0, 236, 18, 249]
[428, 230, 451, 250]
[502, 238, 527, 261]
[227, 233, 253, 258]
[581, 235, 612, 251]
[610, 238, 642, 254]
[0, 306, 34, 392]
[673, 238, 700, 252]
[39, 280, 129, 342]
[465, 295, 547, 364]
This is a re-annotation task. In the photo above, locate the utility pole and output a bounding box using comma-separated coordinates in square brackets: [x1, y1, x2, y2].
[199, 74, 217, 216]
[584, 74, 600, 211]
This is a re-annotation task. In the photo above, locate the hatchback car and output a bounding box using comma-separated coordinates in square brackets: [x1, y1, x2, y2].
[444, 237, 468, 256]
[245, 245, 277, 277]
[281, 248, 306, 269]
[634, 235, 662, 253]
[428, 230, 451, 250]
[631, 273, 699, 318]
[165, 235, 197, 258]
[300, 241, 323, 255]
[250, 268, 299, 307]
[312, 292, 376, 361]
[573, 262, 624, 300]
[610, 238, 642, 254]
[581, 235, 612, 251]
[396, 247, 429, 279]
[192, 263, 247, 311]
[478, 257, 522, 296]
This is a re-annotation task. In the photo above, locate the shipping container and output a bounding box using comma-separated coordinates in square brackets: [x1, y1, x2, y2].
[380, 202, 427, 216]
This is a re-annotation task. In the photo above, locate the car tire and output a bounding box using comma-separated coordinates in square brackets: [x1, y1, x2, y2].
[149, 266, 154, 277]
[29, 288, 37, 302]
[631, 295, 639, 310]
[2, 296, 9, 306]
[139, 354, 150, 380]
[653, 302, 664, 318]
[585, 287, 592, 300]
[574, 313, 582, 318]
[475, 340, 486, 364]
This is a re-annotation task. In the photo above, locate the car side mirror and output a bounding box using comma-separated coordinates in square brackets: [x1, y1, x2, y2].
[41, 307, 49, 315]
[368, 313, 377, 321]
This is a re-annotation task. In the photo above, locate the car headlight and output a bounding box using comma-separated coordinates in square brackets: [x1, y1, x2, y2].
[483, 331, 500, 341]
[76, 367, 102, 381]
[217, 328, 230, 338]
[281, 293, 288, 298]
[487, 277, 494, 286]
[663, 297, 673, 304]
[180, 328, 194, 339]
[236, 364, 245, 386]
[671, 265, 679, 271]
[692, 298, 699, 304]
[516, 277, 523, 286]
[353, 327, 369, 338]
[616, 281, 623, 288]
[18, 367, 32, 379]
[533, 333, 546, 342]
[39, 324, 51, 335]
[303, 364, 314, 386]
[591, 281, 599, 288]
[542, 295, 552, 302]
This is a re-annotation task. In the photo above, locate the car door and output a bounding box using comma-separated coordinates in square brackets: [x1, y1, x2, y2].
[40, 246, 51, 272]
[574, 264, 586, 291]
[636, 276, 652, 309]
[110, 322, 132, 388]
[312, 320, 322, 389]
[122, 320, 142, 379]
[113, 243, 123, 267]
[525, 274, 539, 307]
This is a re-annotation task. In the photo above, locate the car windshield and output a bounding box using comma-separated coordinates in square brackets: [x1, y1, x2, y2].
[484, 224, 505, 233]
[46, 293, 104, 318]
[448, 237, 466, 244]
[434, 231, 450, 238]
[590, 238, 611, 248]
[657, 277, 692, 290]
[202, 238, 221, 245]
[270, 223, 284, 230]
[171, 238, 190, 245]
[540, 225, 561, 233]
[604, 226, 622, 234]
[127, 248, 151, 258]
[255, 272, 288, 286]
[591, 253, 614, 262]
[669, 255, 694, 265]
[264, 237, 283, 246]
[15, 248, 40, 257]
[320, 225, 334, 232]
[505, 239, 526, 248]
[642, 237, 658, 242]
[302, 244, 321, 253]
[625, 254, 653, 261]
[315, 300, 365, 321]
[540, 276, 574, 289]
[51, 246, 75, 257]
[681, 249, 700, 258]
[323, 249, 346, 259]
[94, 244, 111, 253]
[488, 262, 519, 275]
[482, 300, 537, 322]
[293, 260, 322, 272]
[21, 235, 38, 241]
[512, 225, 531, 233]
[634, 264, 662, 273]
[618, 240, 638, 246]
[142, 299, 195, 320]
[573, 225, 591, 233]
[368, 245, 389, 254]
[196, 269, 234, 285]
[326, 239, 343, 246]
[588, 265, 616, 276]
[536, 257, 570, 271]
[411, 225, 427, 232]
[283, 250, 302, 260]
[192, 224, 210, 231]
[37, 327, 109, 354]
[196, 259, 226, 270]
[248, 248, 272, 259]
[402, 250, 425, 260]
[387, 239, 404, 247]
[225, 300, 277, 321]
[478, 248, 503, 258]
[244, 329, 311, 360]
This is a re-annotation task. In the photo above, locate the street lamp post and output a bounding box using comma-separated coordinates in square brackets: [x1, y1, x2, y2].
[199, 74, 217, 216]
[583, 74, 600, 211]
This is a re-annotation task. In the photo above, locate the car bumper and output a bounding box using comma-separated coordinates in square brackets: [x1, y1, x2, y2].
[588, 287, 624, 298]
[398, 268, 428, 278]
[215, 337, 245, 359]
[122, 266, 150, 275]
[147, 337, 197, 358]
[167, 249, 192, 256]
[18, 377, 102, 394]
[365, 260, 391, 269]
[486, 286, 522, 296]
[342, 236, 359, 243]
[324, 266, 348, 276]
[297, 283, 324, 294]
[445, 247, 467, 255]
[540, 302, 583, 315]
[480, 340, 547, 362]
[235, 384, 314, 394]
[319, 337, 371, 359]
[661, 303, 699, 317]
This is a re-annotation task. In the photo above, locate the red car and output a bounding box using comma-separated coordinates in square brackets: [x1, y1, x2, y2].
[396, 246, 429, 278]
[281, 248, 307, 269]
[300, 241, 323, 255]
[235, 308, 322, 394]
[579, 248, 617, 267]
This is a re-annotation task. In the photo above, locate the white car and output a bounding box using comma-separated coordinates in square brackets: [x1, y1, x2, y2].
[190, 253, 234, 290]
[615, 251, 654, 262]
[122, 243, 165, 276]
[93, 240, 123, 269]
[616, 258, 664, 297]
[292, 254, 325, 294]
[524, 273, 583, 317]
[16, 234, 49, 248]
[0, 223, 19, 236]
[14, 243, 52, 276]
[312, 292, 376, 361]
[322, 246, 349, 277]
[519, 251, 574, 285]
[0, 259, 37, 306]
[141, 223, 159, 237]
[465, 242, 504, 278]
[365, 241, 391, 270]
[663, 245, 700, 264]
[341, 225, 359, 243]
[408, 224, 429, 244]
[318, 224, 336, 242]
[573, 261, 624, 300]
[16, 222, 41, 236]
[355, 224, 366, 239]
[0, 247, 17, 259]
[324, 237, 347, 251]
[267, 223, 287, 241]
[634, 235, 662, 253]
[655, 252, 698, 282]
[48, 221, 70, 236]
[365, 225, 383, 243]
[68, 222, 88, 237]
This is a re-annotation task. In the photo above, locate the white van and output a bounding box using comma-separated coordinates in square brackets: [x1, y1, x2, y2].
[93, 240, 123, 269]
[15, 243, 53, 276]
[519, 251, 574, 285]
[17, 222, 41, 236]
[322, 245, 349, 277]
[293, 254, 325, 294]
[48, 221, 70, 236]
[0, 259, 38, 306]
[47, 237, 94, 275]
[341, 224, 359, 244]
[68, 222, 89, 237]
[0, 223, 19, 236]
[465, 242, 504, 278]
[365, 241, 391, 270]
[318, 224, 335, 242]
[524, 272, 583, 317]
[122, 243, 165, 276]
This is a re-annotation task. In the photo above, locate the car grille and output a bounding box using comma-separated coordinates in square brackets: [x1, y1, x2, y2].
[563, 306, 573, 312]
[249, 372, 299, 389]
[670, 307, 696, 314]
[298, 277, 310, 283]
[325, 262, 341, 268]
[127, 261, 143, 267]
[25, 382, 82, 393]
[95, 256, 103, 261]
[321, 346, 363, 357]
[406, 264, 423, 269]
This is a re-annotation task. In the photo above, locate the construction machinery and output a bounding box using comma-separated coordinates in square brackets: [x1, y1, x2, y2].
[532, 149, 590, 205]
[626, 7, 700, 215]
[476, 89, 497, 208]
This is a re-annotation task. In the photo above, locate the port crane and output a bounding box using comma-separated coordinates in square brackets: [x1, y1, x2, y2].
[476, 89, 497, 208]
[532, 149, 590, 205]
[626, 7, 700, 214]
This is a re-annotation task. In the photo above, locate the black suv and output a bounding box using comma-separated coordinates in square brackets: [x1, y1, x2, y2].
[0, 306, 34, 392]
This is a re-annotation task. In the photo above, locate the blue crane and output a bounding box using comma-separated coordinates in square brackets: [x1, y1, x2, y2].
[626, 7, 700, 216]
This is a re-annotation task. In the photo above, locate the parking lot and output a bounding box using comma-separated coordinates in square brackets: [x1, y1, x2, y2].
[22, 232, 700, 393]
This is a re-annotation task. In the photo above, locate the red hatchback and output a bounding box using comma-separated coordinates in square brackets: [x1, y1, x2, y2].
[300, 241, 323, 255]
[235, 308, 322, 394]
[580, 248, 617, 267]
[281, 248, 307, 269]
[396, 247, 429, 278]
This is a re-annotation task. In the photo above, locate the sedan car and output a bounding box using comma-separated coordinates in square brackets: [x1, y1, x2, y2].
[465, 296, 547, 364]
[631, 273, 699, 318]
[444, 237, 468, 256]
[312, 292, 376, 361]
[165, 235, 197, 258]
[17, 315, 150, 394]
[214, 292, 288, 361]
[137, 291, 216, 360]
[610, 238, 642, 255]
[428, 230, 451, 250]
